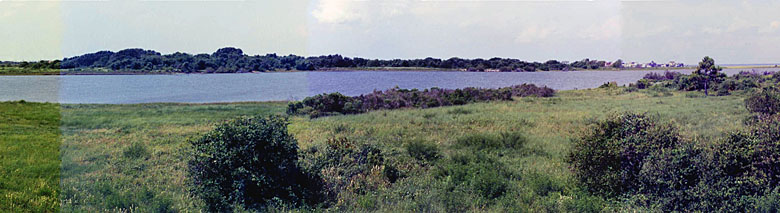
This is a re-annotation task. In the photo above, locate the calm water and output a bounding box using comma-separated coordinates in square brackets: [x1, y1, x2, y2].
[1, 68, 778, 104]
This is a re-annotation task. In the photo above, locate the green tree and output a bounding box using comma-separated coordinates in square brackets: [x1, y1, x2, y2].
[612, 59, 623, 69]
[694, 56, 722, 96]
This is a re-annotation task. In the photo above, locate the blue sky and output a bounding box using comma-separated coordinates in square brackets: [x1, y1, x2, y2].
[1, 0, 778, 64]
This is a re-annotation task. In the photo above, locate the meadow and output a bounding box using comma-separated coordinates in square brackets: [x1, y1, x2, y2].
[0, 101, 60, 212]
[45, 87, 749, 212]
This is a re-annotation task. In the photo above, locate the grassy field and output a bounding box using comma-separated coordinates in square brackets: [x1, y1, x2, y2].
[0, 101, 61, 212]
[45, 88, 749, 212]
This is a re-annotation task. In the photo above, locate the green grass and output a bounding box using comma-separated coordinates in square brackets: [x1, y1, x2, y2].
[0, 101, 61, 212]
[3, 88, 752, 211]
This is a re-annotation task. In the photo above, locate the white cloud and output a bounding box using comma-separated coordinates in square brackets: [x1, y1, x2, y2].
[311, 0, 366, 24]
[311, 0, 411, 24]
[582, 16, 621, 40]
[514, 25, 555, 43]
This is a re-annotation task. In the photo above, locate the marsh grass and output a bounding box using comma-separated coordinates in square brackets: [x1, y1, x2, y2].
[48, 88, 751, 211]
[0, 101, 60, 212]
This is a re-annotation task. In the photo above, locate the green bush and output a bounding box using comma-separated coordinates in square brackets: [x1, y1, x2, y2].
[568, 113, 683, 197]
[435, 152, 511, 200]
[187, 116, 323, 212]
[300, 137, 396, 206]
[455, 132, 527, 151]
[405, 139, 441, 162]
[123, 142, 150, 159]
[745, 86, 780, 115]
[635, 142, 703, 210]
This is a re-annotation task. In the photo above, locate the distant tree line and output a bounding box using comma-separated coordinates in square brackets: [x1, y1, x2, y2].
[3, 47, 617, 73]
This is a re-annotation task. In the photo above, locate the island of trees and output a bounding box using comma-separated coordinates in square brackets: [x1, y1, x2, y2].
[1, 47, 675, 74]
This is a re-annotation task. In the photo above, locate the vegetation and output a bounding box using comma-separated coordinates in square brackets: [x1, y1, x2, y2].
[187, 116, 323, 211]
[47, 86, 753, 212]
[0, 101, 60, 212]
[629, 57, 777, 98]
[287, 84, 555, 118]
[2, 48, 625, 74]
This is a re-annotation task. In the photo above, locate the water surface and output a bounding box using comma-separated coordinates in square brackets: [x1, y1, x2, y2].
[0, 68, 777, 104]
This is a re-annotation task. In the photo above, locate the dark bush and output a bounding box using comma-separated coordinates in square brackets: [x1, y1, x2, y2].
[435, 152, 511, 200]
[598, 82, 618, 89]
[745, 87, 780, 115]
[405, 139, 441, 162]
[635, 142, 703, 210]
[300, 137, 395, 204]
[567, 113, 683, 197]
[455, 132, 527, 151]
[123, 142, 150, 159]
[187, 116, 323, 212]
[643, 71, 681, 81]
[288, 84, 555, 118]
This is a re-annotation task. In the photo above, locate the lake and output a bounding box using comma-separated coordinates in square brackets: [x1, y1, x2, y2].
[1, 68, 778, 104]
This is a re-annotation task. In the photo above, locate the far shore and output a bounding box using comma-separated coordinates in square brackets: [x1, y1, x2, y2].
[1, 65, 778, 76]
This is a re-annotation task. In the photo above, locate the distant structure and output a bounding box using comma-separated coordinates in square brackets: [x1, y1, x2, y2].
[620, 60, 684, 69]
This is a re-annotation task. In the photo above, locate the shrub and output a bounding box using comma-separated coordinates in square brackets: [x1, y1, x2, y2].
[598, 82, 618, 89]
[435, 152, 511, 200]
[635, 142, 703, 210]
[643, 71, 681, 81]
[123, 142, 150, 159]
[568, 113, 683, 197]
[405, 139, 441, 162]
[745, 87, 780, 115]
[187, 116, 323, 212]
[455, 132, 527, 151]
[287, 84, 555, 118]
[300, 137, 395, 205]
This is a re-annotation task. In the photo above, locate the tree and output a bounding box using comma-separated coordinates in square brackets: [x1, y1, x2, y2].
[611, 59, 623, 69]
[694, 56, 722, 96]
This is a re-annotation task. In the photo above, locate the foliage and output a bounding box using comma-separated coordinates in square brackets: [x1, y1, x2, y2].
[455, 132, 527, 151]
[300, 137, 397, 208]
[405, 139, 442, 162]
[745, 86, 780, 115]
[4, 47, 620, 73]
[187, 116, 323, 211]
[568, 113, 683, 197]
[288, 84, 555, 117]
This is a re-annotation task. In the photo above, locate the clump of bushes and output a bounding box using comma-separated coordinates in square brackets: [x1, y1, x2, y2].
[435, 152, 513, 201]
[288, 84, 555, 118]
[570, 107, 780, 211]
[568, 113, 685, 197]
[187, 116, 323, 212]
[405, 139, 441, 162]
[745, 86, 780, 116]
[455, 132, 527, 151]
[299, 137, 399, 208]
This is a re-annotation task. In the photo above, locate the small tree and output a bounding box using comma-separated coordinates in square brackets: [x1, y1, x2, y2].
[694, 56, 722, 96]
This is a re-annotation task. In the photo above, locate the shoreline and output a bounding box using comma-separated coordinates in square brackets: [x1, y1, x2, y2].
[1, 65, 776, 76]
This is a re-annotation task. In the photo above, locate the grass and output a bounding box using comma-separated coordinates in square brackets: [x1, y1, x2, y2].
[0, 101, 61, 212]
[3, 88, 751, 211]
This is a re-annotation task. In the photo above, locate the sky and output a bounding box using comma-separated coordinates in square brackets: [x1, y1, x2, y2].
[1, 0, 778, 64]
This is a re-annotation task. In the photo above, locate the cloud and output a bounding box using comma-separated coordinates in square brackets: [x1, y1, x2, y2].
[311, 0, 366, 24]
[514, 25, 555, 43]
[582, 16, 621, 40]
[311, 0, 411, 24]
